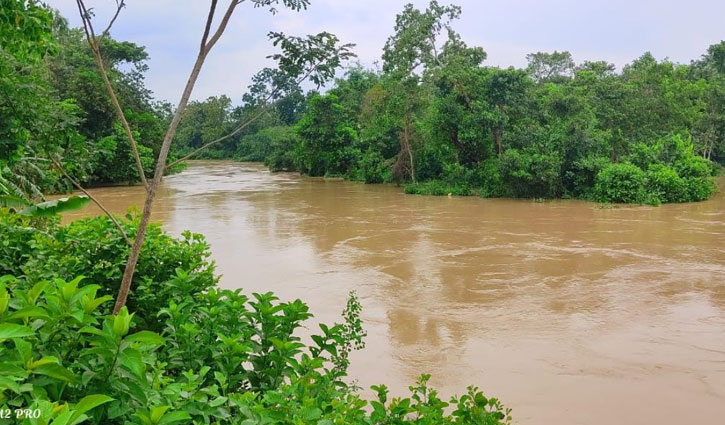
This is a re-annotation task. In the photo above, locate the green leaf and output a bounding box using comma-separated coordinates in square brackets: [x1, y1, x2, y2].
[19, 195, 90, 217]
[69, 394, 114, 423]
[125, 330, 165, 346]
[0, 323, 35, 340]
[28, 356, 60, 369]
[0, 195, 30, 208]
[32, 363, 79, 384]
[157, 411, 192, 425]
[301, 406, 322, 421]
[119, 348, 144, 379]
[150, 406, 170, 423]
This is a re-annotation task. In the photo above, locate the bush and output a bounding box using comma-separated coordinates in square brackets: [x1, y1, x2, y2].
[500, 148, 562, 198]
[594, 163, 647, 203]
[684, 177, 718, 201]
[470, 158, 504, 198]
[0, 210, 215, 331]
[237, 126, 299, 172]
[0, 275, 512, 425]
[675, 155, 717, 179]
[352, 150, 390, 184]
[646, 164, 687, 203]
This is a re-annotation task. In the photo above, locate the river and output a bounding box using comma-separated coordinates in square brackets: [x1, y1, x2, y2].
[63, 160, 725, 425]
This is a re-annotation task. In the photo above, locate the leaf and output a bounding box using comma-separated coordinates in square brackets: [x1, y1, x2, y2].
[32, 363, 79, 384]
[28, 356, 60, 369]
[9, 306, 49, 320]
[69, 394, 114, 424]
[150, 406, 170, 423]
[0, 323, 35, 340]
[157, 411, 192, 425]
[124, 330, 165, 346]
[119, 348, 144, 379]
[301, 406, 322, 421]
[0, 194, 30, 208]
[19, 195, 90, 217]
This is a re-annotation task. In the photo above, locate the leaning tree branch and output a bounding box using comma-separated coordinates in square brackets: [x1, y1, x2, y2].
[200, 0, 218, 50]
[165, 69, 314, 170]
[76, 0, 149, 191]
[51, 157, 132, 246]
[101, 0, 125, 38]
[113, 0, 241, 314]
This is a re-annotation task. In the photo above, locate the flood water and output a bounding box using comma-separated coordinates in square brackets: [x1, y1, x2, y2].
[63, 160, 725, 425]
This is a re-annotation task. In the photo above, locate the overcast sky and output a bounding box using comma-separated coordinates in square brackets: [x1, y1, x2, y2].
[48, 0, 725, 104]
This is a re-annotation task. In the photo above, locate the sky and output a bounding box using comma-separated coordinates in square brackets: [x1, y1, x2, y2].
[48, 0, 725, 104]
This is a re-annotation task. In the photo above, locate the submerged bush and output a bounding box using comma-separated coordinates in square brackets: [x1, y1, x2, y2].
[405, 180, 473, 196]
[646, 164, 687, 203]
[594, 163, 647, 203]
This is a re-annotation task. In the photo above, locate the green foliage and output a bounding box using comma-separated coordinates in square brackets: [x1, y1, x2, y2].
[645, 164, 687, 203]
[594, 163, 648, 204]
[235, 126, 299, 172]
[0, 270, 510, 425]
[226, 3, 722, 205]
[0, 211, 215, 332]
[294, 94, 359, 176]
[17, 195, 90, 217]
[500, 148, 562, 198]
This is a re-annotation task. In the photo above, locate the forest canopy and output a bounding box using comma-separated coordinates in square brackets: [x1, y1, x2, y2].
[177, 2, 724, 205]
[1, 0, 722, 207]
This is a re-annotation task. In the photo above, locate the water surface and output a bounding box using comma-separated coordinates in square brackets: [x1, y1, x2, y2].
[64, 161, 725, 425]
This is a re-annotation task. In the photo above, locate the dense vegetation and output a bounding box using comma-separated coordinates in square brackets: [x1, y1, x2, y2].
[175, 2, 724, 204]
[1, 1, 176, 203]
[0, 210, 512, 425]
[1, 1, 513, 424]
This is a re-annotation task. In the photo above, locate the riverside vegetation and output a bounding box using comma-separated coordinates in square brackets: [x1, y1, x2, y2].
[0, 0, 722, 423]
[1, 1, 512, 424]
[177, 3, 724, 205]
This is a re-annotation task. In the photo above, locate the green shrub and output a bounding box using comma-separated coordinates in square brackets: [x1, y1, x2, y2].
[646, 164, 687, 203]
[353, 150, 390, 183]
[0, 210, 215, 331]
[0, 275, 511, 425]
[674, 155, 717, 178]
[594, 163, 647, 203]
[500, 148, 562, 198]
[684, 177, 718, 201]
[470, 158, 504, 197]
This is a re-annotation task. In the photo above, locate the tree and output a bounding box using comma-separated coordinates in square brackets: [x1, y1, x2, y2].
[69, 0, 354, 313]
[526, 51, 575, 83]
[380, 0, 462, 182]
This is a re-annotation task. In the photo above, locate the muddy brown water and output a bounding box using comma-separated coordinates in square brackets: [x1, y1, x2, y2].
[62, 160, 725, 425]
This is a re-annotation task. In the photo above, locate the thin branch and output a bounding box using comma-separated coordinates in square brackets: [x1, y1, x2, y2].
[113, 0, 242, 314]
[101, 0, 125, 38]
[76, 0, 149, 191]
[202, 0, 239, 54]
[165, 69, 314, 170]
[51, 157, 132, 247]
[200, 0, 218, 51]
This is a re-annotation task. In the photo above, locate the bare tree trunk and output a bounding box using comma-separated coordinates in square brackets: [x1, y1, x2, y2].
[404, 114, 416, 183]
[113, 0, 238, 314]
[493, 127, 503, 156]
